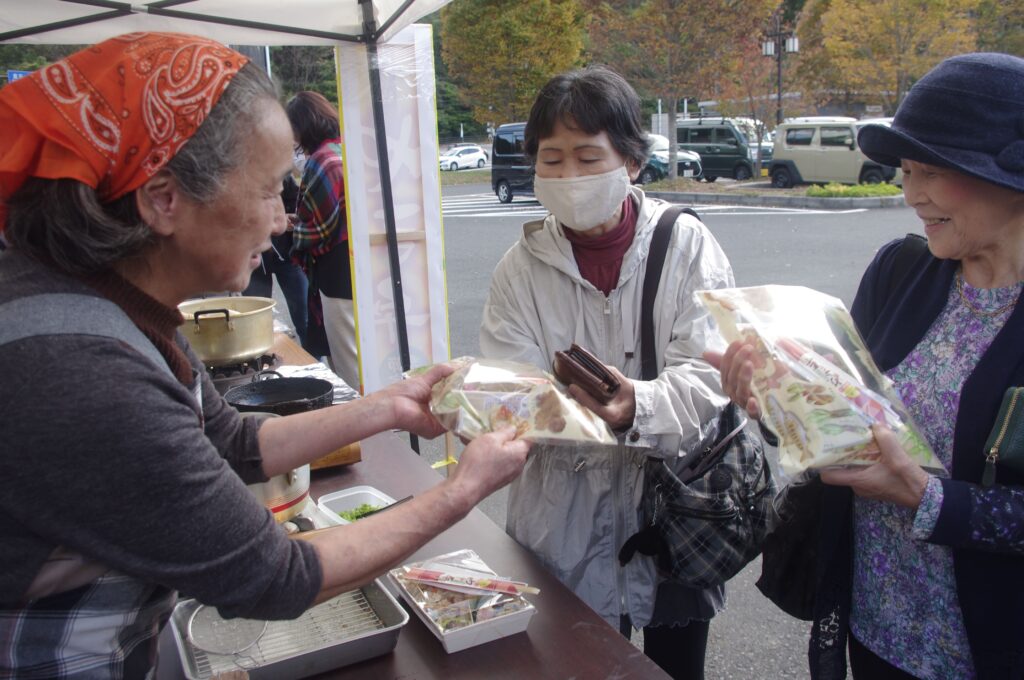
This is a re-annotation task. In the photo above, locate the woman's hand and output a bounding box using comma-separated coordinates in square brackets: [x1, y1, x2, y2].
[704, 341, 761, 419]
[376, 363, 455, 439]
[567, 365, 636, 431]
[820, 425, 930, 509]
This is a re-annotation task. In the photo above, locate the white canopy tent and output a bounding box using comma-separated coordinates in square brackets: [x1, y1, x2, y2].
[2, 1, 456, 454]
[0, 0, 451, 45]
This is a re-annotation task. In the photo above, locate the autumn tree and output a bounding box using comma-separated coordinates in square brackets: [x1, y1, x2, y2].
[794, 0, 856, 110]
[716, 34, 779, 174]
[975, 0, 1024, 56]
[806, 0, 977, 114]
[585, 0, 775, 178]
[440, 0, 585, 128]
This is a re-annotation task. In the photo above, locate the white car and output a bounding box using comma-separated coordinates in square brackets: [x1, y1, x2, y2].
[439, 145, 488, 171]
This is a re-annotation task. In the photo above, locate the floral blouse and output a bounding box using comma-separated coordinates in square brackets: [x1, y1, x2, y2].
[849, 276, 1024, 679]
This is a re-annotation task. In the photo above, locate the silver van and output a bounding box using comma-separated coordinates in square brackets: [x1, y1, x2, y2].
[769, 117, 897, 187]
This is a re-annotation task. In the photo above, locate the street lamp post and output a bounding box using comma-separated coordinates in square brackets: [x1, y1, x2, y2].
[762, 14, 799, 125]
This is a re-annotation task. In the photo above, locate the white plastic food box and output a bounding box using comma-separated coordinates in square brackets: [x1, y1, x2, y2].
[388, 551, 536, 653]
[317, 485, 396, 525]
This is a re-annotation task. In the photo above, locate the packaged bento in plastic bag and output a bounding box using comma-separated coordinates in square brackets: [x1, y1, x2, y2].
[388, 549, 536, 652]
[411, 357, 616, 446]
[697, 286, 943, 477]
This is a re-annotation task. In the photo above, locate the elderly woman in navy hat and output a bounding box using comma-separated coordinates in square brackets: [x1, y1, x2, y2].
[711, 52, 1024, 679]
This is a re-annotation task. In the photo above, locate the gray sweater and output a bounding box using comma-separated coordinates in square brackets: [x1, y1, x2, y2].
[0, 250, 322, 619]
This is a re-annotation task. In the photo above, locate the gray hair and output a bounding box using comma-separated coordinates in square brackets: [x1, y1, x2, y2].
[4, 62, 279, 275]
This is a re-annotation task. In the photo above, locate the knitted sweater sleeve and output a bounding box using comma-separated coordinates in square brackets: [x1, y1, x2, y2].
[0, 333, 322, 618]
[929, 479, 1024, 553]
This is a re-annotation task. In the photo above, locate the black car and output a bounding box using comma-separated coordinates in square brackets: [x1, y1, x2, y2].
[491, 122, 533, 203]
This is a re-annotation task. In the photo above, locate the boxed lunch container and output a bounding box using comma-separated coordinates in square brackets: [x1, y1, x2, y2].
[388, 549, 536, 653]
[317, 485, 397, 525]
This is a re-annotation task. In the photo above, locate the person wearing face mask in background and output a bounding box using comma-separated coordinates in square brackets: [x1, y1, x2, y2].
[480, 66, 736, 679]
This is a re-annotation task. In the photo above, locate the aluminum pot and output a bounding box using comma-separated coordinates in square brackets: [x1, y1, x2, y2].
[240, 412, 310, 523]
[178, 296, 275, 367]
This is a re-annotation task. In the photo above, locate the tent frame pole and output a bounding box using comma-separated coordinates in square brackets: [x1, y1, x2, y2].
[359, 0, 419, 454]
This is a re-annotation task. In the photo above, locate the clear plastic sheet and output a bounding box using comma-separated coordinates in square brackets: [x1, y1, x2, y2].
[698, 286, 944, 478]
[411, 358, 616, 446]
[389, 549, 533, 634]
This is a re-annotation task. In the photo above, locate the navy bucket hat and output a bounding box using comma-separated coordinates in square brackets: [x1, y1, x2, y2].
[857, 52, 1024, 193]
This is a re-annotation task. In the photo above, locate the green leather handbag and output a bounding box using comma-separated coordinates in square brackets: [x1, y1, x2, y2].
[983, 387, 1024, 487]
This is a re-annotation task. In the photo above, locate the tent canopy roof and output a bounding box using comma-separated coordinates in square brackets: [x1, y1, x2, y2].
[0, 0, 450, 45]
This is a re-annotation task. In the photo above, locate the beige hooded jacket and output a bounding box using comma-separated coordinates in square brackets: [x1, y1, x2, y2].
[480, 187, 734, 628]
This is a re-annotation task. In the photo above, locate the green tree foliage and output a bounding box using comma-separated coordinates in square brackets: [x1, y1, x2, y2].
[800, 0, 977, 114]
[440, 0, 586, 127]
[584, 0, 775, 178]
[422, 11, 487, 143]
[0, 44, 79, 86]
[436, 78, 487, 142]
[975, 0, 1024, 56]
[270, 46, 337, 103]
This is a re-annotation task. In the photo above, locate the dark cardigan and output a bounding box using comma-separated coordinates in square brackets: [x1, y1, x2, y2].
[809, 237, 1024, 680]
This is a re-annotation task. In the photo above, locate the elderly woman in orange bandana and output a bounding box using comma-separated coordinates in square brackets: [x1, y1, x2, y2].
[0, 33, 528, 678]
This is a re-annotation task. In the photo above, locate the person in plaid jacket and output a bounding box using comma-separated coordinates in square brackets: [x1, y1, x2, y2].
[286, 91, 358, 390]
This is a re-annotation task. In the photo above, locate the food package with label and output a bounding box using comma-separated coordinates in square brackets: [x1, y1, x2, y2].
[388, 549, 536, 653]
[412, 357, 616, 446]
[697, 285, 943, 478]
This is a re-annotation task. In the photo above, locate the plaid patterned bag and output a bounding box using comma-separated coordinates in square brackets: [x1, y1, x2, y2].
[618, 404, 777, 588]
[616, 204, 776, 588]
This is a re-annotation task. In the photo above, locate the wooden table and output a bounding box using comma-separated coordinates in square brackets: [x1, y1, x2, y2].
[301, 432, 667, 679]
[157, 335, 668, 679]
[271, 332, 316, 369]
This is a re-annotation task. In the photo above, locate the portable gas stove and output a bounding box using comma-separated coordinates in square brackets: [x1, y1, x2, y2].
[207, 353, 282, 395]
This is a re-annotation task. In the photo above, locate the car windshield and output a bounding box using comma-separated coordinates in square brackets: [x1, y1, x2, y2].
[646, 134, 670, 154]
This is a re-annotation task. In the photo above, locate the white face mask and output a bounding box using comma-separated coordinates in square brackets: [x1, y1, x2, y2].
[533, 166, 632, 231]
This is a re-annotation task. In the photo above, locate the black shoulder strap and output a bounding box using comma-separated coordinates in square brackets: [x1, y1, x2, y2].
[640, 205, 697, 380]
[887, 233, 928, 300]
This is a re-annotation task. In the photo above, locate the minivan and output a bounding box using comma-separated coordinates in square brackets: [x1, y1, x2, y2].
[491, 122, 533, 203]
[676, 117, 756, 182]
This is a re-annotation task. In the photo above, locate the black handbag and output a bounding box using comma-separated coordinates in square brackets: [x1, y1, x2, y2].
[617, 206, 777, 588]
[754, 232, 930, 619]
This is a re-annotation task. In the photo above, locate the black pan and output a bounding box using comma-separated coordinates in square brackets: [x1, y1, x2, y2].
[224, 371, 334, 416]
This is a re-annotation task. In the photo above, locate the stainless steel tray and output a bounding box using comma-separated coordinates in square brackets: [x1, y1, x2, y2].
[169, 579, 408, 679]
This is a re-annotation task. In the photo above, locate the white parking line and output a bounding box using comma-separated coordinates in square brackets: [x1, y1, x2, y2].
[441, 193, 866, 218]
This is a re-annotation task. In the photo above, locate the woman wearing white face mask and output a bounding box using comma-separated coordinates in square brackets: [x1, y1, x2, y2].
[480, 66, 736, 680]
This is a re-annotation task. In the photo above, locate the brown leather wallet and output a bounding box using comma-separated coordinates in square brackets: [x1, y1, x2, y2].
[552, 344, 621, 404]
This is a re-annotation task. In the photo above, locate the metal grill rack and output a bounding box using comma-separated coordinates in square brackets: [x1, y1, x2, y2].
[171, 581, 407, 680]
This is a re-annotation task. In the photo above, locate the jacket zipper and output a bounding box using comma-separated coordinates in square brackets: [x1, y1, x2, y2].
[984, 388, 1021, 487]
[601, 290, 631, 623]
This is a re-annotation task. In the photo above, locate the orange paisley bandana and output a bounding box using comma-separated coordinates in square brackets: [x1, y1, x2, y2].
[0, 32, 248, 228]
